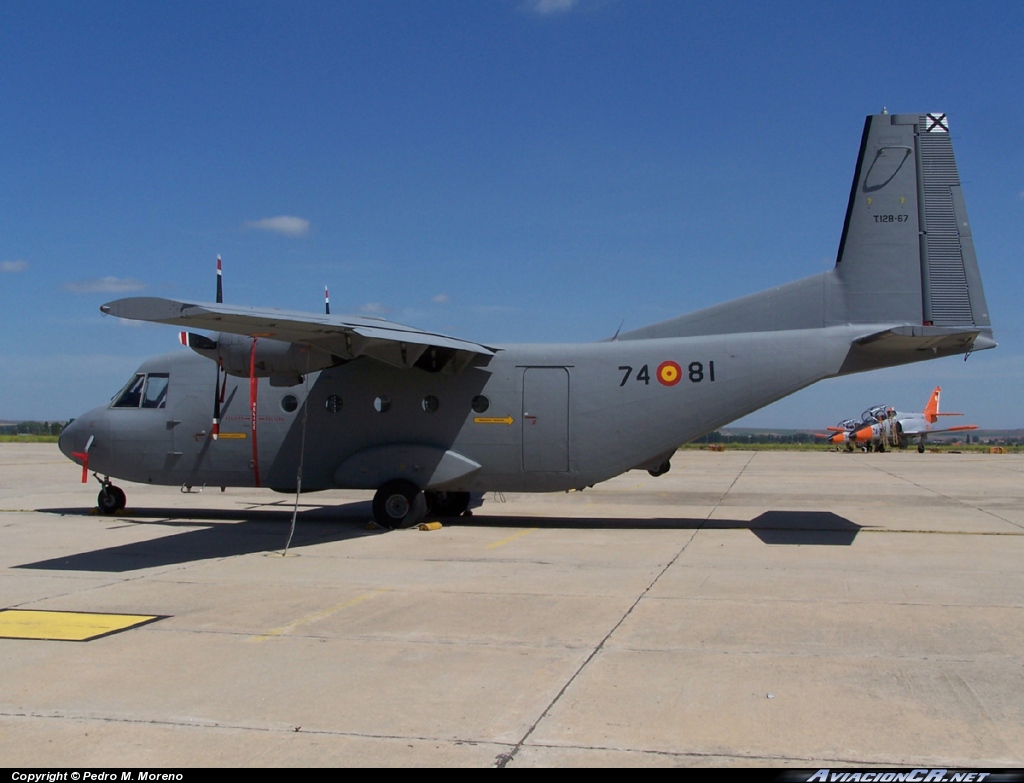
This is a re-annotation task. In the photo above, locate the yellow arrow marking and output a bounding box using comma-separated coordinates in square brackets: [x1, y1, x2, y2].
[474, 416, 514, 425]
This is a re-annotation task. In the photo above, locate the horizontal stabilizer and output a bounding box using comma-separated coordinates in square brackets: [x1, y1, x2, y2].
[839, 325, 993, 374]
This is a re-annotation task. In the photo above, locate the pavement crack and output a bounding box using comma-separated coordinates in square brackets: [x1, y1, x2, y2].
[863, 461, 1024, 531]
[494, 456, 762, 767]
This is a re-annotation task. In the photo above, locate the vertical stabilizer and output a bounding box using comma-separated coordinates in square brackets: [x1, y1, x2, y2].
[831, 112, 991, 330]
[616, 111, 993, 351]
[923, 386, 941, 423]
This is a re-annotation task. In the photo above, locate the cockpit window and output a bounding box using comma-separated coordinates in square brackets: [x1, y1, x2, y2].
[111, 373, 169, 409]
[112, 374, 146, 408]
[142, 374, 169, 408]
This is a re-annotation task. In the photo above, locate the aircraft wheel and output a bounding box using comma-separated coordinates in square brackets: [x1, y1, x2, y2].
[425, 490, 471, 517]
[373, 480, 426, 529]
[648, 459, 671, 477]
[877, 443, 885, 453]
[918, 443, 925, 453]
[97, 485, 126, 515]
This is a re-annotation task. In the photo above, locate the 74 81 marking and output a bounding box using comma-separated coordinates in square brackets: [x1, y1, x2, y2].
[619, 361, 715, 387]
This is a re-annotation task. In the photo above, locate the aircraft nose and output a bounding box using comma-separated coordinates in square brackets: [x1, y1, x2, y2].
[58, 418, 80, 461]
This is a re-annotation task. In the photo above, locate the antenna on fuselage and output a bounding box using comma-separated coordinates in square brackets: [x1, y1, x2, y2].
[325, 285, 330, 315]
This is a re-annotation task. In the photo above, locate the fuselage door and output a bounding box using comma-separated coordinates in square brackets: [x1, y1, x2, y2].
[171, 395, 210, 471]
[522, 367, 569, 472]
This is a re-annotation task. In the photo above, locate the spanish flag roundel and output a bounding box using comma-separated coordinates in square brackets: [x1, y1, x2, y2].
[657, 361, 682, 386]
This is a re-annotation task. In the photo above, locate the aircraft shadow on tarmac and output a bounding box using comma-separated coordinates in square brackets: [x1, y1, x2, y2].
[22, 502, 378, 573]
[456, 510, 861, 547]
[21, 505, 860, 573]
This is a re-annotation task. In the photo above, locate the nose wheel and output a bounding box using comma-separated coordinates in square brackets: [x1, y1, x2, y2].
[96, 479, 127, 515]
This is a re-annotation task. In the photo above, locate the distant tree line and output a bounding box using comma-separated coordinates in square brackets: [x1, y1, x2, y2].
[0, 421, 65, 436]
[695, 431, 817, 444]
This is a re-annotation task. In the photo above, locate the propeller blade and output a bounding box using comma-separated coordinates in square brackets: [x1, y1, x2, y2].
[212, 361, 221, 441]
[250, 336, 260, 487]
[213, 257, 224, 439]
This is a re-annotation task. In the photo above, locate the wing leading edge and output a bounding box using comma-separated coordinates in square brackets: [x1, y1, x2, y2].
[101, 297, 498, 373]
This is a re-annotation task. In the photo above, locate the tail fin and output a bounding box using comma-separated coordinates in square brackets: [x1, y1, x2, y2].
[923, 386, 941, 423]
[830, 112, 991, 329]
[618, 111, 994, 348]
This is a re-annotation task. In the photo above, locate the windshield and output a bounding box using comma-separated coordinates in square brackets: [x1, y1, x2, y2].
[111, 373, 169, 409]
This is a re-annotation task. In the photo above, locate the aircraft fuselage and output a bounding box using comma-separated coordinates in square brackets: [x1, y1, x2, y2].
[61, 324, 878, 495]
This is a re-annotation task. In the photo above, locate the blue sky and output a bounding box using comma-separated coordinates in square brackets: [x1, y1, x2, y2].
[2, 0, 1022, 428]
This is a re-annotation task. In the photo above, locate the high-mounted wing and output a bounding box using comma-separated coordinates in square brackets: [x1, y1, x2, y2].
[101, 297, 498, 373]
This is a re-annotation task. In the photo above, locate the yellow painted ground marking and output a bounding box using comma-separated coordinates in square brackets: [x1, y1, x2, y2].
[0, 609, 161, 641]
[248, 590, 387, 643]
[486, 528, 538, 549]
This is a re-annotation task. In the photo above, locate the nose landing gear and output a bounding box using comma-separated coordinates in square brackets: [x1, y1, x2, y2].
[94, 475, 127, 515]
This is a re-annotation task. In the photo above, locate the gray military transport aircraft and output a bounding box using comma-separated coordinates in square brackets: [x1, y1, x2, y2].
[59, 111, 994, 528]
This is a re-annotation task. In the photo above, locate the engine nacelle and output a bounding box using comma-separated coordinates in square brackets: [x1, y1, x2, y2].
[181, 331, 341, 385]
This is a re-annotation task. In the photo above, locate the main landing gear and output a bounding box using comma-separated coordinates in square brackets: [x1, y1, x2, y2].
[372, 480, 427, 529]
[425, 490, 472, 518]
[95, 476, 127, 515]
[370, 481, 472, 529]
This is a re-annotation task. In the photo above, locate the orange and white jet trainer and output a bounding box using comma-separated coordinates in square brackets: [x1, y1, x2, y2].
[818, 387, 977, 452]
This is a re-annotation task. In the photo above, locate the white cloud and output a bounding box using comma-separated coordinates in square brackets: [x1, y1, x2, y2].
[528, 0, 577, 13]
[1, 260, 28, 273]
[432, 293, 450, 305]
[63, 276, 147, 294]
[472, 304, 518, 315]
[360, 302, 389, 315]
[244, 215, 310, 237]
